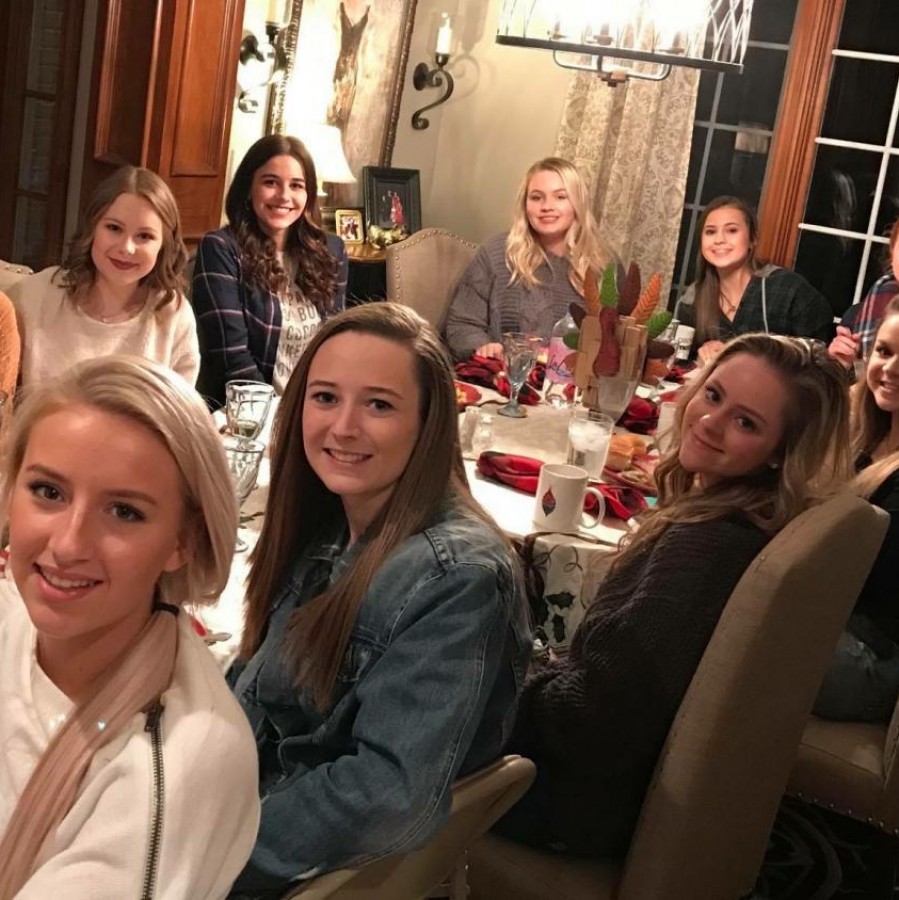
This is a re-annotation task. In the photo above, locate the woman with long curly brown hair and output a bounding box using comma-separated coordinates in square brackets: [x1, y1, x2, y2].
[498, 334, 851, 859]
[192, 134, 348, 408]
[7, 166, 198, 387]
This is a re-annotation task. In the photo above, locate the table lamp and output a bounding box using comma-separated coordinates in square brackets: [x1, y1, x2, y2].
[299, 124, 356, 232]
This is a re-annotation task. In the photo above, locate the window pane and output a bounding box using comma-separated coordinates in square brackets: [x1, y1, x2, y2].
[804, 144, 882, 234]
[838, 0, 899, 56]
[699, 128, 768, 207]
[27, 0, 65, 94]
[875, 156, 899, 235]
[751, 0, 800, 45]
[685, 125, 707, 201]
[18, 97, 55, 194]
[714, 46, 787, 130]
[795, 231, 864, 317]
[820, 57, 899, 146]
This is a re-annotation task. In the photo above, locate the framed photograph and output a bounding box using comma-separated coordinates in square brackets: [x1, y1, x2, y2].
[267, 0, 419, 207]
[362, 166, 421, 234]
[335, 207, 365, 244]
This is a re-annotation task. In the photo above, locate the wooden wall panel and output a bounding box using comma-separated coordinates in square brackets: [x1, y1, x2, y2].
[92, 0, 162, 165]
[756, 0, 846, 266]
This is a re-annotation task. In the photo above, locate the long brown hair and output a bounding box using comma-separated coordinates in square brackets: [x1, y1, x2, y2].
[853, 296, 899, 497]
[241, 303, 500, 707]
[59, 166, 188, 311]
[225, 134, 339, 310]
[618, 334, 852, 566]
[0, 356, 237, 895]
[691, 196, 760, 345]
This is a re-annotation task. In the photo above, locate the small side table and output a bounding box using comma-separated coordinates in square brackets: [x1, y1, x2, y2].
[346, 243, 387, 305]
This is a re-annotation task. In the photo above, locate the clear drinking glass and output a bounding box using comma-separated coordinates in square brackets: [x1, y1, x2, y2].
[567, 408, 613, 480]
[470, 413, 495, 456]
[225, 380, 275, 440]
[498, 332, 541, 419]
[223, 435, 265, 552]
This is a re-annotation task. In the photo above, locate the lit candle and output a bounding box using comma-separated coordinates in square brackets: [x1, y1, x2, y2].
[435, 14, 453, 56]
[267, 0, 287, 24]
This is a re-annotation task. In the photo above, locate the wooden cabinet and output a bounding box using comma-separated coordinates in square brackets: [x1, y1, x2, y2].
[81, 0, 247, 242]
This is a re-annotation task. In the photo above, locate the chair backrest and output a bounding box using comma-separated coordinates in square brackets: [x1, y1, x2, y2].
[0, 260, 33, 294]
[618, 494, 889, 900]
[286, 755, 536, 900]
[386, 228, 478, 330]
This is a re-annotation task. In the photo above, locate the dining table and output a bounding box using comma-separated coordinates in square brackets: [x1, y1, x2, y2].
[200, 386, 661, 670]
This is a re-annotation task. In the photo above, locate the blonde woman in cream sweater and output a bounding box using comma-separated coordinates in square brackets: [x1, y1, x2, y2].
[8, 166, 198, 387]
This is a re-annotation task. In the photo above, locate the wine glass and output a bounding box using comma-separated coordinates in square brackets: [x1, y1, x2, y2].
[225, 380, 274, 440]
[223, 435, 264, 552]
[498, 332, 541, 419]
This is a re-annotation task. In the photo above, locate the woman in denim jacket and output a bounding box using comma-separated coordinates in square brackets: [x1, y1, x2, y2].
[228, 303, 531, 897]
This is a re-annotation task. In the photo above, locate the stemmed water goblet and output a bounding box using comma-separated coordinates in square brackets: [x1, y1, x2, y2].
[225, 380, 274, 441]
[498, 332, 541, 419]
[223, 434, 265, 552]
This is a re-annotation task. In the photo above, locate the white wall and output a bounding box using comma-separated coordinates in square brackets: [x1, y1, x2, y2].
[392, 0, 573, 242]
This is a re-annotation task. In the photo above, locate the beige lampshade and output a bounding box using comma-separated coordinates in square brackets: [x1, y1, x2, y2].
[299, 124, 356, 184]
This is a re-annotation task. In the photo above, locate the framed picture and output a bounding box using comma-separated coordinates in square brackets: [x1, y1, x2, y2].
[335, 207, 365, 244]
[363, 166, 421, 234]
[267, 0, 419, 206]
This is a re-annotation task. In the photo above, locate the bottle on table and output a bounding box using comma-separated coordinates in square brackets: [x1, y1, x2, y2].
[543, 312, 578, 409]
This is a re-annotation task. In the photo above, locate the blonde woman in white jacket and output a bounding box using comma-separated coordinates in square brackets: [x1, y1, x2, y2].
[0, 357, 259, 898]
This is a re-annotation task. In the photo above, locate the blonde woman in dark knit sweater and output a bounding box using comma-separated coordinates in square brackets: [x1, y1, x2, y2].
[443, 158, 613, 361]
[499, 334, 851, 857]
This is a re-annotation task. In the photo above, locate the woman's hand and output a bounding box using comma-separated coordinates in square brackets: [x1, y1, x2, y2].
[697, 340, 726, 366]
[475, 342, 504, 360]
[828, 326, 860, 369]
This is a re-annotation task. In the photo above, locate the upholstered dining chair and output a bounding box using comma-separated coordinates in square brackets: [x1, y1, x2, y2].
[386, 228, 478, 330]
[467, 493, 889, 900]
[787, 664, 899, 834]
[283, 755, 536, 900]
[0, 260, 33, 294]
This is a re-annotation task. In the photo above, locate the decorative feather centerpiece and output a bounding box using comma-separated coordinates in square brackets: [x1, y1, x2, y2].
[564, 262, 674, 413]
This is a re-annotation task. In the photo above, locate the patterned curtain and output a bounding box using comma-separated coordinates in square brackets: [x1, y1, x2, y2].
[555, 66, 699, 301]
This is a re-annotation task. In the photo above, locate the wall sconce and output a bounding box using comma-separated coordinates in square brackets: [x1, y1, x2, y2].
[496, 0, 753, 87]
[411, 13, 455, 130]
[237, 21, 288, 113]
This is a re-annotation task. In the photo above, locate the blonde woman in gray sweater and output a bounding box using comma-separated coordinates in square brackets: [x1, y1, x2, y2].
[444, 158, 613, 361]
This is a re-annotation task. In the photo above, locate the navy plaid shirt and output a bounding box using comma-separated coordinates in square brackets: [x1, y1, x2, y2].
[192, 227, 347, 408]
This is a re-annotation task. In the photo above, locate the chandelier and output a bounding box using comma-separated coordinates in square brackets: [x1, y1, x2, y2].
[496, 0, 754, 85]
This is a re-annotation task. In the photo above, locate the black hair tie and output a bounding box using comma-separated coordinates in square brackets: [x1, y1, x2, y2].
[153, 600, 180, 617]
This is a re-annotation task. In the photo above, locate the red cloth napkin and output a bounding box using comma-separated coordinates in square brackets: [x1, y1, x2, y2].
[620, 397, 658, 434]
[454, 356, 543, 405]
[476, 451, 647, 520]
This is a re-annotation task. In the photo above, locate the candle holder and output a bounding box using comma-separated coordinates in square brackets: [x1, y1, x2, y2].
[237, 21, 288, 113]
[410, 53, 454, 130]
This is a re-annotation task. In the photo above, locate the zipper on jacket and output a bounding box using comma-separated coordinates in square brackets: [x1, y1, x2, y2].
[141, 700, 165, 900]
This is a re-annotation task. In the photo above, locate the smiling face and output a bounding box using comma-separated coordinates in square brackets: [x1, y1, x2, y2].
[90, 192, 164, 290]
[700, 205, 754, 275]
[867, 313, 899, 414]
[302, 332, 422, 541]
[679, 353, 789, 486]
[8, 405, 188, 677]
[525, 168, 576, 252]
[250, 153, 307, 248]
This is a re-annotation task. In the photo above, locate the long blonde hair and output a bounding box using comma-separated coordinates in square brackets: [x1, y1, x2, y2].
[853, 296, 899, 498]
[619, 334, 852, 565]
[505, 157, 612, 292]
[0, 357, 237, 895]
[241, 303, 504, 708]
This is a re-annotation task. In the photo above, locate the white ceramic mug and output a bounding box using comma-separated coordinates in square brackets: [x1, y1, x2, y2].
[533, 464, 606, 533]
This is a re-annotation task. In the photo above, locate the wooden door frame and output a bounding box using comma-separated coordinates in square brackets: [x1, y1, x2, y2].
[756, 0, 847, 266]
